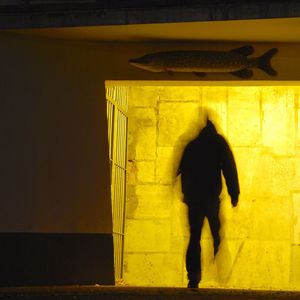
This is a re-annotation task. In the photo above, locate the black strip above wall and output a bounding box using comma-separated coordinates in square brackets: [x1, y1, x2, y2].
[1, 0, 300, 29]
[0, 233, 115, 287]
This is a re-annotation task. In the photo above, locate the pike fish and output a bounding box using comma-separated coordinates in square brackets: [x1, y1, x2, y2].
[129, 45, 278, 78]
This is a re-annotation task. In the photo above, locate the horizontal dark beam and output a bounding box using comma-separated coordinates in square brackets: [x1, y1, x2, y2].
[1, 0, 300, 29]
[0, 0, 299, 10]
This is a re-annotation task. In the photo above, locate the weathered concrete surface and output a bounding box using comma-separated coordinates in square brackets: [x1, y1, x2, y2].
[125, 86, 300, 289]
[1, 286, 300, 300]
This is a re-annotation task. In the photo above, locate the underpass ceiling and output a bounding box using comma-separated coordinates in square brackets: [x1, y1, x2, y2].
[8, 17, 300, 43]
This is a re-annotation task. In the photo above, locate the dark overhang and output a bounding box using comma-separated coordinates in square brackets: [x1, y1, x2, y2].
[1, 0, 300, 30]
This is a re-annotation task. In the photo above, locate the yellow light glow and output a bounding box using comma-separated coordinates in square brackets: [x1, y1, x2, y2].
[123, 84, 300, 290]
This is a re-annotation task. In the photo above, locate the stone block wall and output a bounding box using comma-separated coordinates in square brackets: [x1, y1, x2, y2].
[124, 85, 300, 290]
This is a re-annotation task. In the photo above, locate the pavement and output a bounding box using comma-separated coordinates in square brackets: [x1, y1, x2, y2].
[1, 286, 300, 300]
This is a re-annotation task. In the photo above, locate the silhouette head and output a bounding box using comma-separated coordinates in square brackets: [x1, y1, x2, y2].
[200, 119, 217, 136]
[206, 119, 215, 130]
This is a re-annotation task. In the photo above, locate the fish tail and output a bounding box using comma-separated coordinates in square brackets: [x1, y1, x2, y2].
[258, 48, 278, 76]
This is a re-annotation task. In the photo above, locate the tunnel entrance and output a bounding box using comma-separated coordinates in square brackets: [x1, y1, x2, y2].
[106, 81, 300, 290]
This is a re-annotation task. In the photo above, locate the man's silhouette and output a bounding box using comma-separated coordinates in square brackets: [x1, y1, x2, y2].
[177, 119, 239, 288]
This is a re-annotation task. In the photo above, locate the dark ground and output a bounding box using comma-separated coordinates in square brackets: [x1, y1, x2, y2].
[1, 286, 300, 300]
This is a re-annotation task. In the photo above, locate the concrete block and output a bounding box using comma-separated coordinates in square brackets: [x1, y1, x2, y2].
[219, 195, 249, 240]
[124, 253, 183, 287]
[234, 146, 296, 200]
[127, 160, 137, 185]
[170, 233, 188, 257]
[227, 241, 290, 289]
[126, 185, 172, 219]
[296, 87, 300, 148]
[271, 156, 295, 197]
[235, 150, 295, 199]
[128, 107, 157, 160]
[248, 196, 291, 241]
[232, 147, 262, 199]
[156, 147, 176, 184]
[297, 107, 300, 148]
[158, 102, 201, 147]
[241, 149, 274, 199]
[290, 244, 300, 288]
[236, 151, 295, 199]
[262, 87, 295, 155]
[126, 185, 139, 219]
[228, 87, 261, 147]
[159, 86, 201, 101]
[124, 218, 171, 253]
[291, 157, 300, 191]
[128, 86, 160, 107]
[292, 193, 300, 245]
[136, 161, 155, 183]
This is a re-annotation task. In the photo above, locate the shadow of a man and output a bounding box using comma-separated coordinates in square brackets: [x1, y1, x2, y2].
[177, 119, 240, 288]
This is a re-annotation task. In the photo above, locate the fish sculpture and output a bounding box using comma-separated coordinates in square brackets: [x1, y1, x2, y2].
[129, 45, 278, 78]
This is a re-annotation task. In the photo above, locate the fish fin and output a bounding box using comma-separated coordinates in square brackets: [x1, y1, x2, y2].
[230, 69, 253, 79]
[231, 45, 254, 56]
[258, 48, 278, 76]
[194, 72, 206, 78]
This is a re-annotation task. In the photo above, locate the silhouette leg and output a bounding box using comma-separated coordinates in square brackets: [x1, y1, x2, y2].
[206, 199, 221, 256]
[186, 204, 205, 286]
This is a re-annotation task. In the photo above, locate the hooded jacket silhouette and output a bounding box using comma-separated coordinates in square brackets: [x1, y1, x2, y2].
[178, 120, 239, 205]
[177, 120, 239, 288]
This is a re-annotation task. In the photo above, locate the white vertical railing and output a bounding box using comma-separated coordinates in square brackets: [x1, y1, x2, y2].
[105, 85, 128, 281]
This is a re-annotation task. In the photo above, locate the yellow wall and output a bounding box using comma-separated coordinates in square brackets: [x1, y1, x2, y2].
[125, 85, 300, 290]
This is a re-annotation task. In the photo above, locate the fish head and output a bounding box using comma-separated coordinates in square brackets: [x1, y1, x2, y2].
[129, 54, 163, 72]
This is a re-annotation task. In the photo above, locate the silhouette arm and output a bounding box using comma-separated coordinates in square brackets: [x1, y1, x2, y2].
[177, 165, 182, 177]
[220, 138, 240, 206]
[176, 146, 190, 203]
